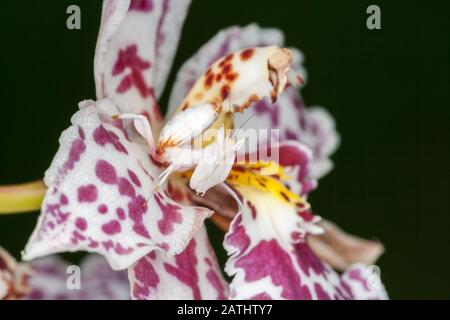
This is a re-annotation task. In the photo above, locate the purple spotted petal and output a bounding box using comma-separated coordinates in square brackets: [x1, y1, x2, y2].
[224, 192, 387, 300]
[129, 226, 228, 300]
[23, 100, 212, 270]
[95, 0, 191, 128]
[168, 24, 339, 179]
[25, 255, 130, 300]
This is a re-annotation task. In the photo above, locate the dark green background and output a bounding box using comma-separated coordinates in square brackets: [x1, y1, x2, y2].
[0, 0, 449, 299]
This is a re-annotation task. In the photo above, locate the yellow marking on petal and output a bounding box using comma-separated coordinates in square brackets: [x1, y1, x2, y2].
[227, 163, 306, 206]
[183, 160, 308, 208]
[0, 180, 46, 214]
[234, 161, 290, 180]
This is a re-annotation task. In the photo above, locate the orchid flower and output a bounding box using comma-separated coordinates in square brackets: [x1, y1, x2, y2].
[0, 0, 388, 300]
